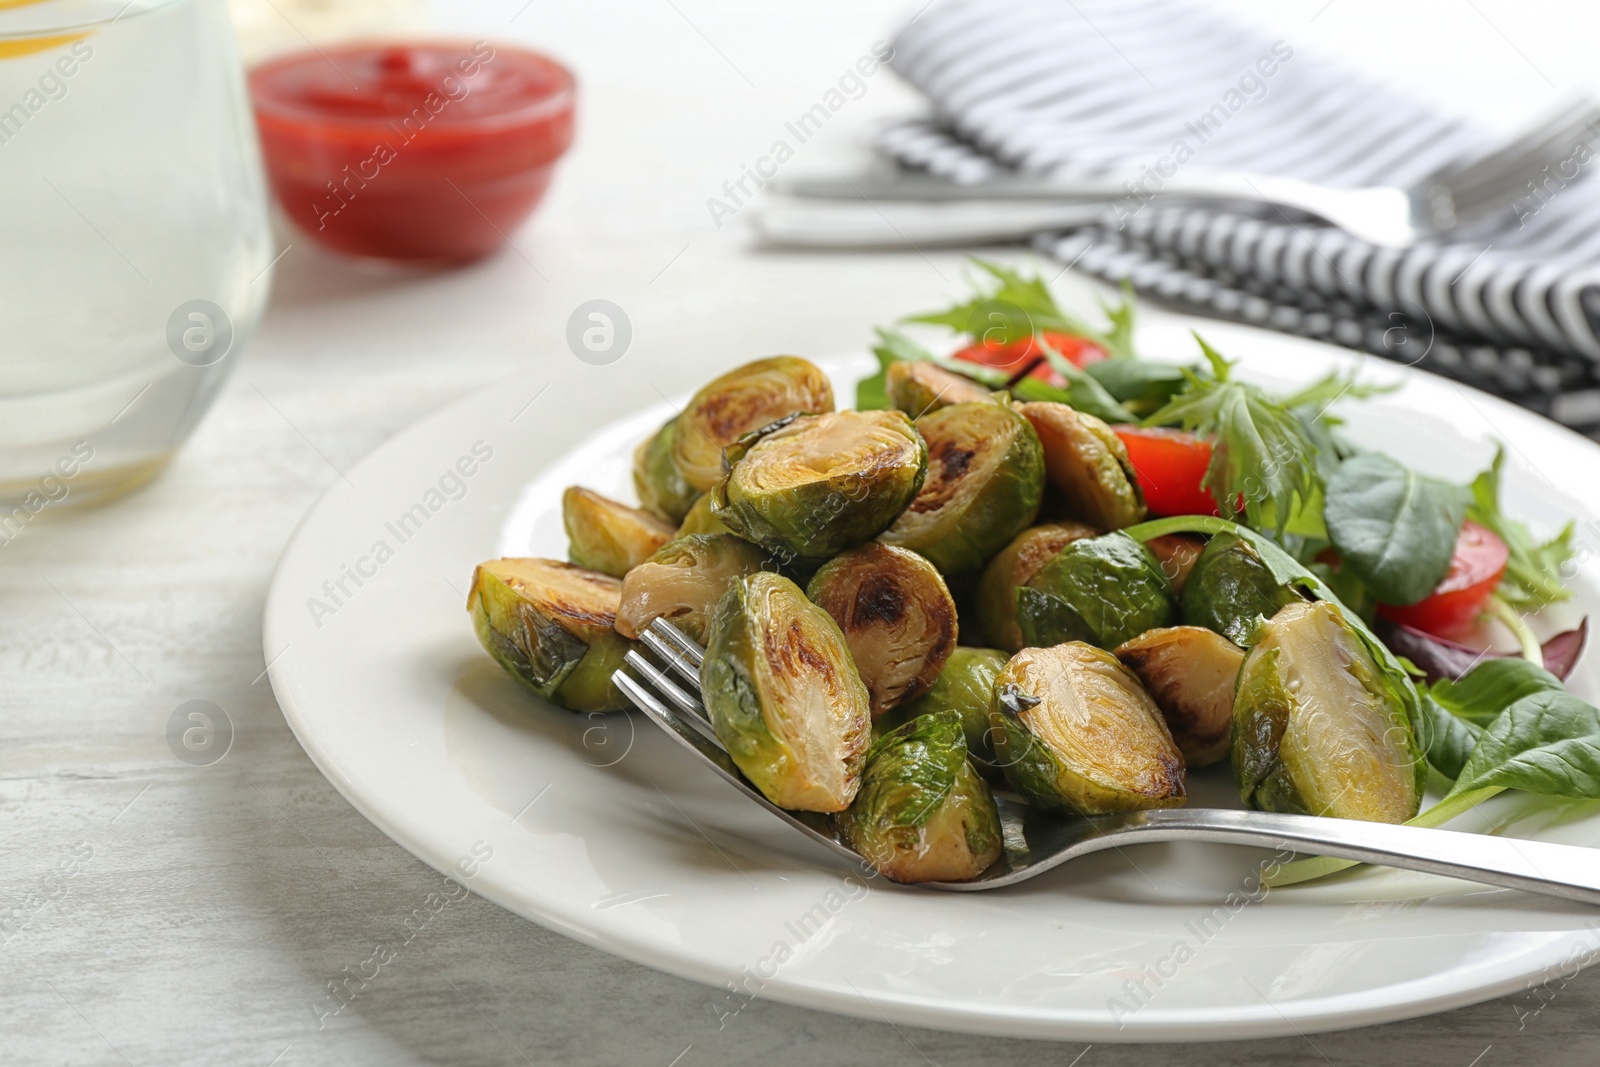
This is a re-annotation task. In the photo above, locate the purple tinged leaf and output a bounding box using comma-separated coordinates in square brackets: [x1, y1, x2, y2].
[1376, 617, 1587, 685]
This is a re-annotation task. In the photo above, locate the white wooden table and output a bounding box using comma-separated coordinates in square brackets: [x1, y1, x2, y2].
[4, 1, 1598, 1063]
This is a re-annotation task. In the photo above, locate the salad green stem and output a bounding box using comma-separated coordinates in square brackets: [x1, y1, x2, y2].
[1486, 593, 1543, 664]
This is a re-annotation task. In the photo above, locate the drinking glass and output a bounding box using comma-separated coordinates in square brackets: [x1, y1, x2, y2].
[0, 0, 272, 514]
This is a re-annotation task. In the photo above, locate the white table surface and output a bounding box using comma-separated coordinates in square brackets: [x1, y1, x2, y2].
[5, 0, 1600, 1063]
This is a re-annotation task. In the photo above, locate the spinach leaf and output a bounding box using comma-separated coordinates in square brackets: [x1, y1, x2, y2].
[1084, 358, 1190, 413]
[1430, 658, 1565, 726]
[1415, 695, 1483, 781]
[1467, 445, 1574, 610]
[1449, 690, 1600, 799]
[1323, 453, 1468, 606]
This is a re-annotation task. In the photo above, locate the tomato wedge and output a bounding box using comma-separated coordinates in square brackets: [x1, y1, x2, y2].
[1377, 520, 1510, 637]
[1112, 426, 1220, 517]
[951, 330, 1107, 386]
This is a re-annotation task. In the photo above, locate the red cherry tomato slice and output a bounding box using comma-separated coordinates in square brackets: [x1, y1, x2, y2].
[951, 330, 1107, 386]
[1378, 521, 1510, 637]
[1112, 425, 1221, 517]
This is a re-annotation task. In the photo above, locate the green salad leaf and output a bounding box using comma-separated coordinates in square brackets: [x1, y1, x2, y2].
[1467, 446, 1574, 610]
[905, 259, 1135, 357]
[1323, 453, 1469, 606]
[1450, 689, 1600, 799]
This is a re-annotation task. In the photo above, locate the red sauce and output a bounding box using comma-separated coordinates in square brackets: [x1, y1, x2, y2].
[250, 41, 575, 264]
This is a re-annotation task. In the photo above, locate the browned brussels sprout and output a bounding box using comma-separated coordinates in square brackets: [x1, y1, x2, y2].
[563, 487, 676, 578]
[614, 534, 768, 644]
[880, 397, 1045, 575]
[1017, 402, 1146, 530]
[990, 643, 1186, 812]
[885, 361, 990, 417]
[806, 544, 957, 718]
[632, 418, 698, 523]
[468, 558, 632, 713]
[1016, 531, 1176, 651]
[835, 709, 1002, 883]
[677, 493, 733, 537]
[713, 410, 926, 562]
[1115, 626, 1244, 767]
[1145, 533, 1205, 596]
[671, 356, 835, 492]
[974, 521, 1099, 652]
[891, 646, 1011, 768]
[702, 572, 872, 812]
[1180, 532, 1304, 646]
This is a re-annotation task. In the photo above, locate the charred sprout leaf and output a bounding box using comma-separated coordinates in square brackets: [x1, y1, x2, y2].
[672, 356, 835, 491]
[702, 572, 871, 812]
[1115, 626, 1244, 767]
[1179, 532, 1304, 646]
[1467, 445, 1574, 609]
[614, 534, 768, 644]
[880, 397, 1045, 575]
[886, 359, 991, 417]
[1145, 534, 1205, 596]
[632, 419, 698, 523]
[677, 493, 733, 537]
[713, 410, 926, 563]
[1017, 531, 1176, 651]
[807, 544, 957, 718]
[562, 487, 676, 578]
[468, 558, 632, 713]
[991, 643, 1186, 813]
[1143, 336, 1322, 534]
[835, 709, 1002, 883]
[1323, 453, 1468, 606]
[890, 647, 1011, 767]
[975, 521, 1098, 652]
[1017, 402, 1146, 530]
[1233, 601, 1424, 822]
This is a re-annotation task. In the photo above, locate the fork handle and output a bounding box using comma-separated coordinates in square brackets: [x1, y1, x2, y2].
[1124, 809, 1600, 906]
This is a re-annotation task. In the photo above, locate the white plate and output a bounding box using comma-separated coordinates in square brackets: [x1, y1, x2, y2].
[264, 321, 1600, 1042]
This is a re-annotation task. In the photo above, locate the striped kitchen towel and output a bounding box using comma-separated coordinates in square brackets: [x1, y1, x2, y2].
[878, 0, 1600, 433]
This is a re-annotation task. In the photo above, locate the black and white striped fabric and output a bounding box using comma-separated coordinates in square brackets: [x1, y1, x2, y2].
[878, 0, 1600, 433]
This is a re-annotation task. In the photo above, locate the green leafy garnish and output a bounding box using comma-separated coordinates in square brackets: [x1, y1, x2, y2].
[1323, 453, 1469, 606]
[906, 259, 1138, 359]
[1467, 446, 1574, 609]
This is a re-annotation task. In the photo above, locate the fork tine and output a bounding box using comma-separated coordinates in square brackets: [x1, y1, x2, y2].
[622, 649, 721, 744]
[639, 628, 703, 695]
[649, 617, 706, 669]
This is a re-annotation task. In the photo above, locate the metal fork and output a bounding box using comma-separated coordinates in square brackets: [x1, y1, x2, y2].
[613, 617, 1600, 903]
[754, 95, 1600, 249]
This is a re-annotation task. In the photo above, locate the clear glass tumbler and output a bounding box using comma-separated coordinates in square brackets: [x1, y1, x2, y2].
[0, 0, 272, 514]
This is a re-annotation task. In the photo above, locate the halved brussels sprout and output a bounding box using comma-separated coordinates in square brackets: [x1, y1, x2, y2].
[614, 534, 768, 644]
[1017, 402, 1146, 530]
[975, 521, 1098, 652]
[563, 487, 677, 578]
[632, 419, 698, 523]
[991, 643, 1185, 812]
[1016, 531, 1176, 651]
[1233, 601, 1423, 822]
[890, 646, 1010, 767]
[880, 397, 1045, 575]
[885, 360, 990, 417]
[835, 709, 1002, 883]
[806, 544, 957, 718]
[671, 356, 835, 492]
[1115, 626, 1244, 767]
[713, 410, 926, 562]
[1180, 533, 1304, 645]
[702, 572, 872, 812]
[677, 493, 732, 537]
[468, 558, 631, 713]
[1145, 533, 1205, 596]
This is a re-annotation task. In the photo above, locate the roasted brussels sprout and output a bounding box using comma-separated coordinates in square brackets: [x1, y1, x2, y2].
[1016, 531, 1176, 651]
[562, 487, 676, 578]
[671, 356, 835, 492]
[702, 572, 872, 812]
[835, 709, 1002, 883]
[806, 544, 957, 718]
[1180, 533, 1304, 645]
[614, 534, 768, 644]
[892, 647, 1010, 767]
[632, 418, 698, 523]
[1115, 626, 1244, 767]
[975, 521, 1098, 652]
[1233, 601, 1423, 822]
[468, 558, 632, 713]
[880, 397, 1045, 575]
[677, 493, 732, 537]
[1145, 533, 1205, 595]
[713, 410, 926, 562]
[885, 360, 990, 417]
[1017, 402, 1146, 530]
[991, 643, 1185, 812]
